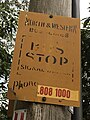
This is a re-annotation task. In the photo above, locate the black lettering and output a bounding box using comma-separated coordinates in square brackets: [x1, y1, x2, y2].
[34, 82, 37, 86]
[12, 80, 38, 90]
[25, 65, 27, 69]
[18, 59, 20, 65]
[56, 47, 64, 54]
[60, 57, 63, 65]
[69, 26, 73, 32]
[30, 20, 35, 26]
[47, 70, 51, 73]
[60, 57, 68, 65]
[21, 64, 24, 69]
[19, 50, 22, 58]
[26, 52, 34, 59]
[65, 26, 69, 31]
[31, 42, 34, 50]
[65, 33, 69, 38]
[53, 33, 59, 36]
[64, 57, 68, 64]
[18, 81, 23, 89]
[24, 82, 28, 87]
[29, 28, 38, 33]
[59, 25, 64, 30]
[36, 54, 44, 62]
[29, 28, 34, 32]
[28, 81, 37, 86]
[52, 23, 59, 29]
[34, 29, 38, 33]
[32, 67, 36, 71]
[35, 21, 38, 26]
[13, 81, 18, 90]
[40, 22, 45, 27]
[27, 66, 31, 70]
[73, 26, 77, 33]
[25, 18, 29, 26]
[37, 68, 44, 72]
[25, 19, 77, 34]
[31, 81, 34, 86]
[46, 23, 51, 28]
[46, 56, 56, 64]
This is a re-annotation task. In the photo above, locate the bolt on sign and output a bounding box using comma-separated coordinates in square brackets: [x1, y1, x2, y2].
[12, 109, 27, 120]
[7, 11, 80, 107]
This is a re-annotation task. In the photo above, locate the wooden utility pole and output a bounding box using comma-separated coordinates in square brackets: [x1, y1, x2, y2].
[14, 0, 72, 120]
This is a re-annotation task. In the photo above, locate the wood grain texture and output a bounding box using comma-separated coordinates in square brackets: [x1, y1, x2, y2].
[29, 0, 72, 17]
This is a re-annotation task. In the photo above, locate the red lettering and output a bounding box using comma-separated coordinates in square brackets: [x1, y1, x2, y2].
[67, 90, 70, 98]
[44, 87, 48, 95]
[39, 86, 70, 99]
[39, 86, 52, 96]
[40, 86, 44, 95]
[49, 88, 52, 96]
[62, 89, 66, 97]
[55, 88, 70, 98]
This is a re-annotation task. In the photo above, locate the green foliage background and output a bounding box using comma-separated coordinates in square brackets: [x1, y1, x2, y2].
[0, 0, 29, 119]
[81, 30, 90, 119]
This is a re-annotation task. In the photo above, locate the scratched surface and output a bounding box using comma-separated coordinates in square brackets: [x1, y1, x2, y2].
[7, 11, 80, 107]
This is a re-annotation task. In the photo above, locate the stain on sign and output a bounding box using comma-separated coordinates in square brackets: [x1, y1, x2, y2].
[7, 11, 80, 107]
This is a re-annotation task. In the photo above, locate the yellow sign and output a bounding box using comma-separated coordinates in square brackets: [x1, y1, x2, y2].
[7, 11, 80, 107]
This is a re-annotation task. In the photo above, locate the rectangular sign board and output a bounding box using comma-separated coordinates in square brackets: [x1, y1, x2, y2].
[7, 11, 80, 107]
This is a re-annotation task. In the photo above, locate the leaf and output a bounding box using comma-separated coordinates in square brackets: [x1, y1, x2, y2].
[83, 17, 90, 28]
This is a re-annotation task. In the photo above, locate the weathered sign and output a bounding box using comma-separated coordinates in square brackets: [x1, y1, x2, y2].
[7, 11, 80, 107]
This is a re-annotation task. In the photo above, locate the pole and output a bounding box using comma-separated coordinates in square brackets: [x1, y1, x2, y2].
[72, 0, 80, 18]
[72, 0, 82, 120]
